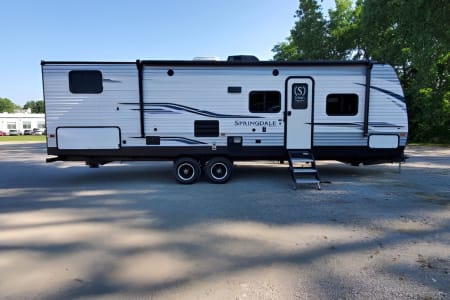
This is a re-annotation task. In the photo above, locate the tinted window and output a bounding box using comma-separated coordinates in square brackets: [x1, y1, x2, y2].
[69, 70, 103, 94]
[292, 83, 308, 109]
[249, 91, 281, 113]
[326, 94, 358, 116]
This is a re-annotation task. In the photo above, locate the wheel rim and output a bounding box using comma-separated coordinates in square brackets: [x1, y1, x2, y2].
[210, 162, 228, 181]
[177, 163, 195, 181]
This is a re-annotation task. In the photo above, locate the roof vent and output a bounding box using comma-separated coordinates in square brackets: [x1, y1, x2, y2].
[227, 55, 259, 62]
[193, 56, 219, 61]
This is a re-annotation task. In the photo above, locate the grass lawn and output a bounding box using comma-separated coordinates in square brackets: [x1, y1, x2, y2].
[0, 135, 46, 142]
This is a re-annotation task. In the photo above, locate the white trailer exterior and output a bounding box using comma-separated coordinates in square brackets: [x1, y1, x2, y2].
[41, 59, 408, 185]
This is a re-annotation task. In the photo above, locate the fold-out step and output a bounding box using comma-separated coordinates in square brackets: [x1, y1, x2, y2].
[288, 150, 321, 190]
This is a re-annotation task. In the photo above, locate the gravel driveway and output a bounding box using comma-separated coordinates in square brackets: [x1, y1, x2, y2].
[0, 143, 448, 299]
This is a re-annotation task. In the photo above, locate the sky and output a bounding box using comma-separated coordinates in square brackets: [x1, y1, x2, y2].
[0, 0, 335, 106]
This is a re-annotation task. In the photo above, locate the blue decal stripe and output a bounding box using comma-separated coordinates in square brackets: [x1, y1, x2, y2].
[148, 103, 262, 118]
[313, 123, 361, 127]
[355, 83, 405, 103]
[369, 85, 405, 103]
[144, 109, 182, 114]
[314, 122, 404, 128]
[160, 137, 207, 145]
[129, 136, 207, 145]
[121, 102, 262, 118]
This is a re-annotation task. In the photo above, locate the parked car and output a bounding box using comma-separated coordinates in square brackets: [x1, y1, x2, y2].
[9, 129, 20, 136]
[0, 130, 7, 136]
[24, 129, 33, 135]
[33, 128, 44, 135]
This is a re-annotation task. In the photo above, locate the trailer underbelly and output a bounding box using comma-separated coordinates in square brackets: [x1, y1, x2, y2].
[47, 145, 405, 165]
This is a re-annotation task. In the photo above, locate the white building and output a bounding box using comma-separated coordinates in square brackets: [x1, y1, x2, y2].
[0, 112, 45, 133]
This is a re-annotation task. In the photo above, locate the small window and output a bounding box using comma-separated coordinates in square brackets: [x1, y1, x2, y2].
[292, 83, 308, 109]
[326, 94, 358, 116]
[249, 91, 281, 113]
[69, 70, 103, 94]
[23, 121, 32, 129]
[37, 121, 46, 129]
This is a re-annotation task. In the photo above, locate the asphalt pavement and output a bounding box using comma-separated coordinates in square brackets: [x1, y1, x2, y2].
[0, 142, 449, 299]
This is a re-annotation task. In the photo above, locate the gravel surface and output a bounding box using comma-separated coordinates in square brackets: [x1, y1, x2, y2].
[0, 143, 448, 300]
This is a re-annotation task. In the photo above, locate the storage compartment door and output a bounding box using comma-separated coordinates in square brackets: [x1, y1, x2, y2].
[57, 127, 120, 150]
[368, 134, 399, 149]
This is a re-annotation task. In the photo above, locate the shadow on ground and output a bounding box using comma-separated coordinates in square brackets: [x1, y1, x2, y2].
[0, 143, 448, 299]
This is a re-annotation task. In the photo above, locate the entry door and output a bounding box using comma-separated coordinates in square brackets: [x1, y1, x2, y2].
[286, 78, 313, 149]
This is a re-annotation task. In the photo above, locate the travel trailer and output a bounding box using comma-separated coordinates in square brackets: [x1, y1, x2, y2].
[41, 56, 408, 188]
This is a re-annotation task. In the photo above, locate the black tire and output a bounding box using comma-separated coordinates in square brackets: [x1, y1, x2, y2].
[204, 157, 233, 184]
[174, 157, 201, 184]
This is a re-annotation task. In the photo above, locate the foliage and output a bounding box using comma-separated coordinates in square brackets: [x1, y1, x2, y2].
[0, 135, 46, 142]
[0, 97, 21, 113]
[361, 0, 449, 143]
[272, 37, 301, 61]
[272, 0, 329, 60]
[23, 100, 45, 113]
[292, 0, 330, 59]
[328, 0, 365, 60]
[272, 0, 450, 143]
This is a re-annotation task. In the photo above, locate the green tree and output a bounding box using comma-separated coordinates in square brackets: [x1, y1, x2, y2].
[328, 0, 354, 59]
[35, 100, 45, 113]
[273, 0, 365, 61]
[328, 0, 365, 60]
[0, 97, 19, 113]
[23, 101, 36, 112]
[361, 0, 450, 142]
[272, 37, 300, 61]
[23, 100, 45, 113]
[273, 0, 329, 60]
[273, 0, 449, 142]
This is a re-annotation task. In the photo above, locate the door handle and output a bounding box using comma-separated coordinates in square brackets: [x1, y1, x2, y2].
[284, 111, 292, 122]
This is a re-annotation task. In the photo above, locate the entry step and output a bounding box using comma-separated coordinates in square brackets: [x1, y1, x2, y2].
[295, 178, 321, 184]
[288, 150, 321, 190]
[290, 158, 314, 164]
[292, 168, 318, 174]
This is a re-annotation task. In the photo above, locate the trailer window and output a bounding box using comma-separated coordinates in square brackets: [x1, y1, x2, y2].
[69, 70, 103, 94]
[292, 83, 308, 109]
[249, 91, 281, 113]
[326, 94, 358, 116]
